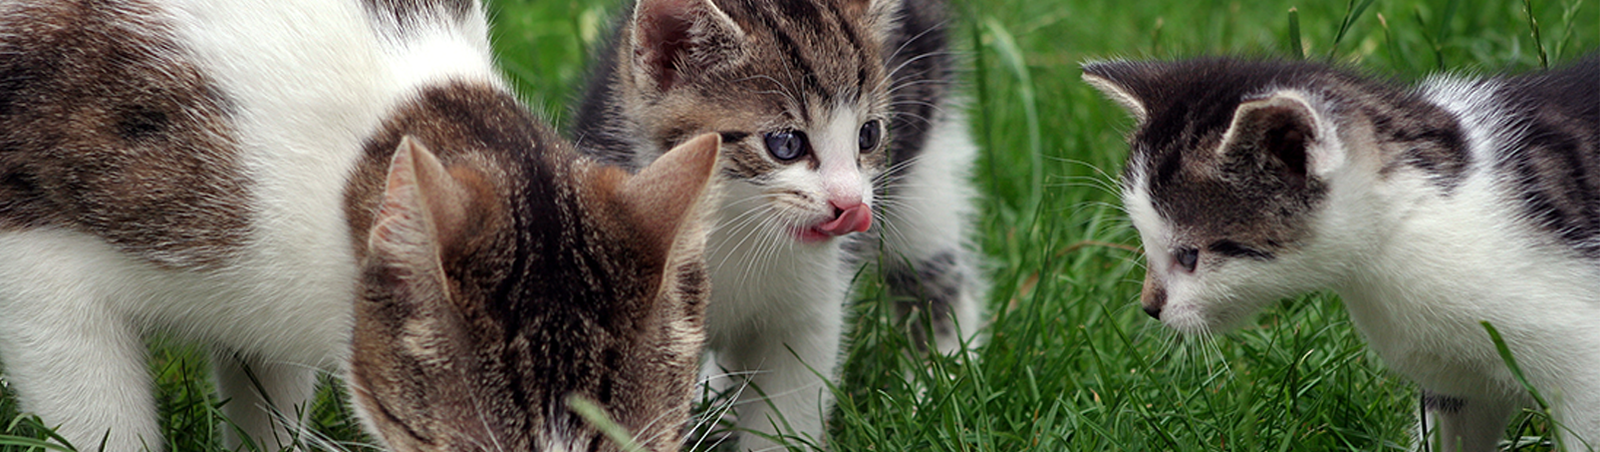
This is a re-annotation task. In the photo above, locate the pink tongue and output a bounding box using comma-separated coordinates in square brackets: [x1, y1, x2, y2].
[815, 204, 872, 236]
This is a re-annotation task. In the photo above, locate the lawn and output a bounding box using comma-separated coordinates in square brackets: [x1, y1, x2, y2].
[2, 0, 1595, 451]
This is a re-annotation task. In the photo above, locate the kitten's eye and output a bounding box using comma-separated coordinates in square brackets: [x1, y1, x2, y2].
[1174, 246, 1198, 273]
[764, 131, 808, 161]
[858, 120, 882, 151]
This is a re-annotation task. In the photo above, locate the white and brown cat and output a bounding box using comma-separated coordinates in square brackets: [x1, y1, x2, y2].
[0, 1, 721, 451]
[1085, 55, 1598, 451]
[572, 0, 987, 448]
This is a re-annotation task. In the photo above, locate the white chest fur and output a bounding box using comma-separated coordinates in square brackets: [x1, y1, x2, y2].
[1341, 172, 1600, 400]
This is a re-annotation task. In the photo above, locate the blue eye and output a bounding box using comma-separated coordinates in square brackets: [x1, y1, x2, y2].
[1174, 246, 1198, 272]
[858, 120, 882, 151]
[764, 131, 807, 161]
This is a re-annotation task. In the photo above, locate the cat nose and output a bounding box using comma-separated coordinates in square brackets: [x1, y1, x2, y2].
[1143, 303, 1162, 319]
[828, 197, 859, 212]
[1142, 276, 1166, 319]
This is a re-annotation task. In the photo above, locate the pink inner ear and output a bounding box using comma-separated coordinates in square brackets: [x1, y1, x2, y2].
[636, 1, 696, 92]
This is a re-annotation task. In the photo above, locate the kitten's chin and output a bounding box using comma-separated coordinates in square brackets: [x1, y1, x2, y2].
[1160, 308, 1213, 336]
[794, 227, 834, 243]
[1161, 302, 1241, 337]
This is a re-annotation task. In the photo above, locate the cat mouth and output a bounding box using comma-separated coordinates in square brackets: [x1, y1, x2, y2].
[795, 204, 872, 243]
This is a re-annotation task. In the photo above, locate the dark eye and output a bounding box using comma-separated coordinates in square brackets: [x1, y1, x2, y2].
[764, 131, 808, 161]
[1174, 246, 1198, 272]
[858, 120, 882, 151]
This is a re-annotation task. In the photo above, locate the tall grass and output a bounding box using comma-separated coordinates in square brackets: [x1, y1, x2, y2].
[3, 0, 1595, 450]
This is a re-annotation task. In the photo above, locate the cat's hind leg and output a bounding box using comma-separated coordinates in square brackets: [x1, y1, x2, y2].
[1418, 390, 1518, 452]
[212, 350, 319, 451]
[0, 233, 161, 452]
[1552, 377, 1600, 451]
[876, 112, 987, 356]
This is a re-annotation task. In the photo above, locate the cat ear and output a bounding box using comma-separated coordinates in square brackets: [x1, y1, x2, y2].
[630, 0, 744, 94]
[1219, 90, 1342, 181]
[1081, 59, 1154, 122]
[618, 132, 722, 255]
[367, 136, 483, 274]
[840, 0, 901, 32]
[353, 136, 497, 448]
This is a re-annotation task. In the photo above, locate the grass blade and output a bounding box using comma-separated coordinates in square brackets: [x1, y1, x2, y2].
[1553, 0, 1586, 60]
[1522, 0, 1551, 68]
[1376, 13, 1413, 73]
[1151, 17, 1166, 55]
[1481, 322, 1547, 411]
[1435, 0, 1461, 44]
[0, 435, 76, 452]
[567, 395, 647, 452]
[1329, 0, 1377, 57]
[1481, 321, 1564, 451]
[982, 17, 1044, 224]
[1288, 8, 1305, 59]
[1412, 7, 1447, 70]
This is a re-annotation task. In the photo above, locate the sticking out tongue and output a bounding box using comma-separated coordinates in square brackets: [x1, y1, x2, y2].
[811, 204, 872, 237]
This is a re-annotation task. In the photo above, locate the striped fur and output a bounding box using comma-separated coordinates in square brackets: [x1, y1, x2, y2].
[0, 1, 720, 451]
[572, 0, 987, 449]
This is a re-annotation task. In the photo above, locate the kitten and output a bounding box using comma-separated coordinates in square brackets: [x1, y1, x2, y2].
[0, 0, 721, 451]
[348, 131, 722, 452]
[1084, 55, 1598, 451]
[572, 0, 987, 448]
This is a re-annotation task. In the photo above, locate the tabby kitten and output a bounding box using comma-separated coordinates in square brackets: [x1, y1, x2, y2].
[1084, 55, 1598, 451]
[572, 0, 986, 448]
[349, 132, 721, 452]
[0, 0, 720, 450]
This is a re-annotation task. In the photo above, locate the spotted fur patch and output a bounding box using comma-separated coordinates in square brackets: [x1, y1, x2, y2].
[0, 0, 251, 270]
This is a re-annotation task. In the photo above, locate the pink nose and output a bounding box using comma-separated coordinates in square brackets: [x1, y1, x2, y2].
[815, 201, 872, 236]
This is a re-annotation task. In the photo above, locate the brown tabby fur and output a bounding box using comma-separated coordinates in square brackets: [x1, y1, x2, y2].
[346, 82, 723, 452]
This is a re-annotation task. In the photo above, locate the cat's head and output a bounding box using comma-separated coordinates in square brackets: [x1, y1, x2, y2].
[348, 129, 723, 452]
[1083, 58, 1370, 335]
[605, 0, 899, 244]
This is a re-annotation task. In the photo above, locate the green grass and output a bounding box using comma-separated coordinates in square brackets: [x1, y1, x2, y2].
[3, 0, 1596, 450]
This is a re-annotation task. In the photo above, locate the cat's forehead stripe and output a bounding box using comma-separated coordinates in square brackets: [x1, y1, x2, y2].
[722, 0, 879, 106]
[739, 4, 830, 104]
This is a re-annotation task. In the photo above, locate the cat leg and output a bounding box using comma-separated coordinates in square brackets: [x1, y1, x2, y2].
[212, 350, 318, 451]
[1553, 380, 1600, 450]
[881, 248, 985, 355]
[1418, 390, 1517, 452]
[877, 114, 987, 356]
[0, 286, 159, 451]
[721, 313, 841, 451]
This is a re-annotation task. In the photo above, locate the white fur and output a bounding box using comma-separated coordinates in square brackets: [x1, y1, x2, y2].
[814, 104, 876, 207]
[0, 1, 502, 450]
[700, 88, 987, 449]
[1130, 80, 1600, 451]
[1081, 68, 1147, 122]
[877, 110, 988, 352]
[700, 104, 876, 451]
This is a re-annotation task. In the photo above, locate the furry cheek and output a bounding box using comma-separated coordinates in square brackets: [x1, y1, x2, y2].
[1154, 280, 1215, 336]
[1184, 258, 1300, 333]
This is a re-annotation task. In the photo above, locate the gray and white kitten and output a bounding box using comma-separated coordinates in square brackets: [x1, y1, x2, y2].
[0, 0, 721, 451]
[1084, 55, 1598, 451]
[572, 0, 987, 448]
